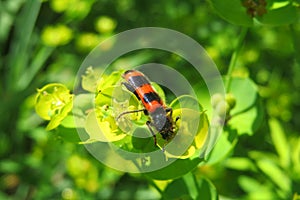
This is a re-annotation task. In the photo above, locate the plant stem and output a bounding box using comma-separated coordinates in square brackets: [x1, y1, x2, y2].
[192, 172, 200, 192]
[17, 46, 54, 91]
[290, 24, 300, 64]
[6, 0, 41, 92]
[225, 27, 248, 93]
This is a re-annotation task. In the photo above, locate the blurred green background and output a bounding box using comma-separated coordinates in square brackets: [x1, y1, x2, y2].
[1, 0, 300, 199]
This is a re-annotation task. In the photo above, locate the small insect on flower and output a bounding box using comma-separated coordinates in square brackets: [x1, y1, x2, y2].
[117, 70, 179, 146]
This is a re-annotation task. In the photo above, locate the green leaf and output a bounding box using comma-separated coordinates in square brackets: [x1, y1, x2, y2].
[291, 137, 300, 179]
[227, 77, 263, 135]
[96, 70, 124, 92]
[81, 66, 103, 92]
[238, 176, 262, 193]
[55, 127, 81, 143]
[225, 157, 256, 171]
[162, 178, 191, 200]
[84, 110, 126, 143]
[131, 128, 157, 152]
[0, 160, 21, 173]
[74, 93, 95, 112]
[268, 118, 290, 168]
[230, 98, 263, 135]
[194, 178, 218, 200]
[229, 77, 257, 114]
[258, 3, 298, 26]
[248, 150, 278, 162]
[81, 84, 145, 144]
[0, 0, 25, 45]
[170, 95, 204, 111]
[256, 159, 291, 194]
[60, 114, 78, 128]
[210, 0, 299, 26]
[238, 176, 276, 199]
[145, 157, 201, 180]
[46, 96, 73, 130]
[17, 46, 54, 91]
[205, 128, 238, 164]
[95, 85, 139, 108]
[79, 85, 140, 144]
[7, 0, 42, 91]
[170, 174, 218, 200]
[209, 0, 253, 26]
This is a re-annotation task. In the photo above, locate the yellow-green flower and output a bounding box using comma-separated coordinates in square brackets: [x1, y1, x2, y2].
[95, 16, 117, 33]
[76, 33, 101, 52]
[41, 24, 73, 46]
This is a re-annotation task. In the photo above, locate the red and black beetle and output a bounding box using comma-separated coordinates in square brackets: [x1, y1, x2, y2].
[117, 70, 178, 145]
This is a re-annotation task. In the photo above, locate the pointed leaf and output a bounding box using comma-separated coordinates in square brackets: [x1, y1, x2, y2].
[269, 118, 290, 168]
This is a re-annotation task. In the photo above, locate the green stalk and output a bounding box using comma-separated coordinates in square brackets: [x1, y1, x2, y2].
[225, 27, 248, 92]
[17, 46, 54, 91]
[6, 0, 41, 92]
[192, 172, 201, 192]
[290, 24, 300, 63]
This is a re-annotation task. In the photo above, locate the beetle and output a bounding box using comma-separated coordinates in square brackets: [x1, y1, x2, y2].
[117, 69, 178, 146]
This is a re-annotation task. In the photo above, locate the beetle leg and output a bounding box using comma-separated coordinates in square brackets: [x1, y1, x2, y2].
[146, 121, 157, 146]
[166, 107, 181, 124]
[165, 107, 172, 114]
[165, 107, 173, 119]
[117, 108, 146, 120]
